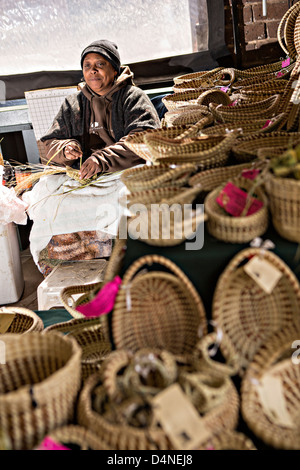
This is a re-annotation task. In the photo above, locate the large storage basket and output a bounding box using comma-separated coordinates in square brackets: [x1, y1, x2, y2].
[112, 254, 207, 355]
[0, 331, 82, 450]
[212, 248, 300, 375]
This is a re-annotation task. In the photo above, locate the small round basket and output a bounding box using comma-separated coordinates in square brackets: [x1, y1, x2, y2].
[212, 248, 300, 376]
[204, 176, 269, 244]
[112, 254, 207, 356]
[241, 328, 300, 449]
[0, 331, 82, 450]
[265, 172, 300, 243]
[0, 307, 44, 334]
[44, 317, 111, 382]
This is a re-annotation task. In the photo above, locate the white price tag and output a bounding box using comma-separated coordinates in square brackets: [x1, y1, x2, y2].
[244, 255, 282, 294]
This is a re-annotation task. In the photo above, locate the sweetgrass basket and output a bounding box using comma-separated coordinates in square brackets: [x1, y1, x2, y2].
[265, 172, 300, 243]
[39, 425, 111, 450]
[77, 360, 239, 450]
[239, 79, 288, 102]
[204, 176, 269, 243]
[0, 307, 44, 334]
[212, 248, 300, 376]
[284, 1, 300, 60]
[231, 131, 300, 163]
[44, 317, 111, 381]
[143, 129, 239, 167]
[201, 114, 287, 136]
[162, 90, 205, 111]
[209, 94, 281, 124]
[112, 254, 207, 355]
[0, 331, 82, 450]
[163, 107, 212, 127]
[121, 163, 197, 192]
[173, 67, 223, 85]
[241, 328, 300, 449]
[197, 88, 232, 107]
[277, 2, 300, 57]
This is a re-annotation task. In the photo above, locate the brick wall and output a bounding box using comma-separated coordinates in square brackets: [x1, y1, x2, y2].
[224, 0, 298, 68]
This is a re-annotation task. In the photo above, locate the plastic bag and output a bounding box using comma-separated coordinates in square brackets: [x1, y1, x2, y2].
[0, 173, 28, 225]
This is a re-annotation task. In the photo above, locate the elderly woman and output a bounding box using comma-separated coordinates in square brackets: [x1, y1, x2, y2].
[41, 39, 160, 178]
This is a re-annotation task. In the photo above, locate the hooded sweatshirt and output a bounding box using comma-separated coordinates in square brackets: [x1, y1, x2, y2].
[41, 66, 160, 172]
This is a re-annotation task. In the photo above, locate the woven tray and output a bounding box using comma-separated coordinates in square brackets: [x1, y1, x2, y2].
[143, 130, 239, 167]
[0, 331, 82, 450]
[0, 307, 44, 334]
[209, 94, 281, 123]
[212, 248, 300, 376]
[231, 131, 300, 163]
[44, 317, 111, 382]
[241, 328, 300, 449]
[39, 425, 111, 450]
[265, 172, 300, 243]
[121, 163, 197, 192]
[204, 176, 269, 243]
[112, 254, 207, 355]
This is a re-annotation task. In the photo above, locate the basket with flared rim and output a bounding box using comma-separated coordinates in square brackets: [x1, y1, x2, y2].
[265, 171, 300, 243]
[239, 79, 288, 102]
[38, 425, 111, 450]
[173, 67, 223, 85]
[111, 254, 207, 356]
[204, 176, 269, 243]
[197, 88, 232, 107]
[0, 331, 82, 450]
[277, 1, 300, 58]
[44, 317, 112, 382]
[143, 129, 239, 167]
[231, 131, 300, 163]
[241, 327, 300, 449]
[209, 94, 281, 124]
[201, 114, 287, 136]
[121, 162, 197, 192]
[0, 307, 44, 334]
[212, 248, 300, 377]
[162, 90, 205, 111]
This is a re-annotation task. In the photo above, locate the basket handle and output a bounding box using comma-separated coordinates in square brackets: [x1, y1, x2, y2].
[160, 186, 201, 206]
[121, 254, 206, 328]
[60, 281, 104, 318]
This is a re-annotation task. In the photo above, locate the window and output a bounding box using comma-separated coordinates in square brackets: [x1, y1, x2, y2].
[1, 0, 208, 75]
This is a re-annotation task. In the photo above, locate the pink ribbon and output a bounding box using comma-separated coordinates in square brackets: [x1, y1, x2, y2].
[76, 276, 122, 317]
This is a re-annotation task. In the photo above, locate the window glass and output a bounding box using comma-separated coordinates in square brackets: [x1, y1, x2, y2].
[0, 0, 206, 75]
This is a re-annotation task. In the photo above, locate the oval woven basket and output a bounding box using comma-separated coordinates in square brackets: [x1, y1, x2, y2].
[197, 88, 232, 107]
[212, 248, 300, 376]
[121, 163, 197, 192]
[0, 331, 82, 450]
[209, 94, 281, 123]
[162, 90, 206, 111]
[241, 328, 300, 449]
[265, 172, 300, 243]
[0, 307, 44, 334]
[143, 130, 239, 167]
[44, 317, 111, 382]
[204, 176, 269, 243]
[112, 254, 207, 355]
[231, 131, 300, 163]
[173, 67, 223, 85]
[201, 114, 287, 136]
[38, 425, 111, 450]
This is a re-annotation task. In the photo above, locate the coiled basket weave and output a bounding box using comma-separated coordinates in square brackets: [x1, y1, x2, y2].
[0, 307, 44, 334]
[0, 332, 82, 450]
[112, 254, 207, 355]
[212, 248, 300, 376]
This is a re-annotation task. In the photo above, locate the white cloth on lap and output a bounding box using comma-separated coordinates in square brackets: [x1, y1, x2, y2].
[22, 172, 126, 267]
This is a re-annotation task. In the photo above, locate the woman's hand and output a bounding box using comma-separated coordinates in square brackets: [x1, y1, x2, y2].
[79, 156, 101, 179]
[64, 142, 83, 160]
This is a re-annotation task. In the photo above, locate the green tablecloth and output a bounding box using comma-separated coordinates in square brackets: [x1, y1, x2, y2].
[36, 309, 73, 329]
[120, 222, 300, 321]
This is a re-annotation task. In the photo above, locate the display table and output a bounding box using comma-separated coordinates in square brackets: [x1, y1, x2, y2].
[119, 222, 300, 321]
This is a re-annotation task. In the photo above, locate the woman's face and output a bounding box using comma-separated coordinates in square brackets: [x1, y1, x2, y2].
[82, 52, 117, 95]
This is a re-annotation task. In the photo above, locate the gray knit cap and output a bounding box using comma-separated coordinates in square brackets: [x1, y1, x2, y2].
[80, 39, 121, 74]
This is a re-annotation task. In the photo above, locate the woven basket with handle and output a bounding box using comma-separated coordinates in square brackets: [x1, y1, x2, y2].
[212, 248, 300, 376]
[0, 331, 82, 450]
[112, 254, 207, 355]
